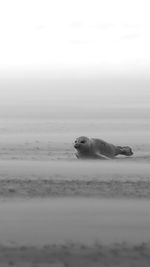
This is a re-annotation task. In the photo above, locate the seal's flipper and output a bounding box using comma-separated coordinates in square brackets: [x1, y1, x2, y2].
[119, 146, 133, 156]
[94, 153, 109, 160]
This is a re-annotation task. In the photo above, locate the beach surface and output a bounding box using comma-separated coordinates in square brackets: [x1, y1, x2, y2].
[1, 198, 150, 267]
[0, 118, 150, 266]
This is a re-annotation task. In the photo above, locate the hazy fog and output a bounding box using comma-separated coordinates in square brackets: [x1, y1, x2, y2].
[0, 73, 150, 120]
[0, 0, 150, 120]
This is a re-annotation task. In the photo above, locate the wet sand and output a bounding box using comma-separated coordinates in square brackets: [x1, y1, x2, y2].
[0, 161, 150, 266]
[0, 198, 150, 266]
[0, 160, 150, 199]
[1, 198, 150, 246]
[1, 242, 150, 267]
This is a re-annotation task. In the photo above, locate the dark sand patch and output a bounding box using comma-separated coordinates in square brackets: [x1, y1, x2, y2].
[0, 160, 150, 199]
[0, 242, 150, 267]
[0, 178, 150, 199]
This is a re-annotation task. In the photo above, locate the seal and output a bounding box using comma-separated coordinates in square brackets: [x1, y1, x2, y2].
[74, 136, 133, 159]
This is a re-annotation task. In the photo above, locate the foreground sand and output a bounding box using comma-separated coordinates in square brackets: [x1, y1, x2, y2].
[0, 160, 150, 266]
[0, 242, 150, 267]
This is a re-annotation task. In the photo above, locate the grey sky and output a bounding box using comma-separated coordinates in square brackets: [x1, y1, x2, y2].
[0, 0, 150, 75]
[0, 0, 150, 119]
[0, 76, 150, 119]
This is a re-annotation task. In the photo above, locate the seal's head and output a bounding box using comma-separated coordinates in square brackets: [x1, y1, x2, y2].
[74, 136, 91, 153]
[119, 146, 133, 156]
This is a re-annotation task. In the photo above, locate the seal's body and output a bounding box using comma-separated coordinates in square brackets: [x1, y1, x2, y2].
[74, 136, 133, 160]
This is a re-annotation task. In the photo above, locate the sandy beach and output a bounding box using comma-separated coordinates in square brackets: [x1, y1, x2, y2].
[0, 118, 149, 266]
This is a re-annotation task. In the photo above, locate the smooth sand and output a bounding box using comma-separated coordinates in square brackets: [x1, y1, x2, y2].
[1, 198, 150, 246]
[0, 198, 150, 266]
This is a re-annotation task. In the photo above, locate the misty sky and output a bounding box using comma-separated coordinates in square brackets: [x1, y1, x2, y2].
[0, 0, 150, 75]
[0, 77, 150, 119]
[0, 0, 150, 119]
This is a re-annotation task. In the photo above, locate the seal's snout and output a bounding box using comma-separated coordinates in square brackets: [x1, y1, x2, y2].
[74, 143, 80, 149]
